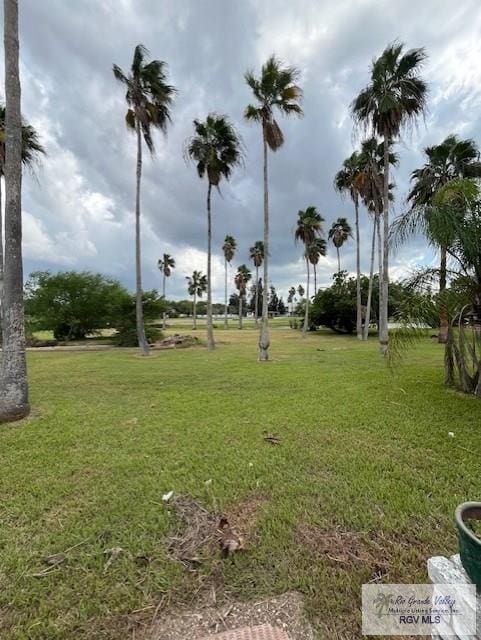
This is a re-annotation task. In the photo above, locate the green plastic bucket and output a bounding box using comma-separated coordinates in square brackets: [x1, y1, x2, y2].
[455, 502, 481, 589]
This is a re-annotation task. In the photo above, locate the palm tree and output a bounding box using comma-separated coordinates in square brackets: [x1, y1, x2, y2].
[352, 42, 428, 354]
[334, 151, 363, 340]
[358, 137, 398, 340]
[393, 134, 481, 343]
[295, 206, 324, 335]
[222, 235, 236, 329]
[0, 0, 29, 423]
[157, 253, 175, 330]
[244, 55, 303, 360]
[0, 105, 45, 316]
[186, 114, 242, 351]
[249, 240, 264, 326]
[328, 217, 352, 273]
[297, 284, 305, 298]
[234, 264, 251, 329]
[113, 44, 176, 356]
[307, 237, 327, 295]
[287, 286, 296, 315]
[186, 270, 207, 330]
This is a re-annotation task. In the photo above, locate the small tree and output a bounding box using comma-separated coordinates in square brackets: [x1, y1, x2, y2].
[222, 235, 237, 329]
[328, 217, 352, 273]
[25, 271, 132, 340]
[158, 253, 175, 329]
[186, 271, 207, 330]
[234, 264, 251, 329]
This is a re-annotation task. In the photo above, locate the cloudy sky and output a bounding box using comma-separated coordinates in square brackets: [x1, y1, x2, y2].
[4, 0, 481, 301]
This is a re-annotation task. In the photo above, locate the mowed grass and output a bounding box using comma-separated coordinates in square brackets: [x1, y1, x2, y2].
[1, 325, 481, 639]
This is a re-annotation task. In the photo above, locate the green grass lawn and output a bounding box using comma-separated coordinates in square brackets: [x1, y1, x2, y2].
[2, 326, 481, 639]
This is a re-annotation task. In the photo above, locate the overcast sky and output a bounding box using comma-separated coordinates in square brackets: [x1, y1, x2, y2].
[3, 0, 481, 301]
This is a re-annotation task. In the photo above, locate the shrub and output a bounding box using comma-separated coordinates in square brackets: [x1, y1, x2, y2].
[113, 325, 163, 347]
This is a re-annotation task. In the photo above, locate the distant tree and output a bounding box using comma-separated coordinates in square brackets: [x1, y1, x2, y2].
[157, 253, 175, 329]
[358, 137, 398, 340]
[268, 285, 279, 313]
[249, 240, 264, 326]
[245, 55, 303, 360]
[24, 271, 132, 340]
[352, 42, 428, 353]
[186, 114, 242, 351]
[295, 206, 324, 335]
[334, 151, 363, 339]
[234, 264, 251, 329]
[186, 270, 207, 330]
[297, 284, 305, 298]
[328, 217, 352, 274]
[222, 235, 237, 328]
[307, 237, 327, 296]
[287, 286, 296, 315]
[113, 44, 176, 355]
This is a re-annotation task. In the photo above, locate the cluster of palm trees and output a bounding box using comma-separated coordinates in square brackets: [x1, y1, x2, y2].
[113, 45, 302, 360]
[2, 18, 481, 423]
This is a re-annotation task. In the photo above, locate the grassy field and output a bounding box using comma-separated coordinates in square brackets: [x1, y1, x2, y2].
[2, 324, 481, 639]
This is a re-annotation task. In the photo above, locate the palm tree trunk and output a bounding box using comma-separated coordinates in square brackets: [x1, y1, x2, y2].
[224, 258, 228, 330]
[336, 247, 340, 274]
[239, 295, 243, 329]
[355, 197, 362, 340]
[162, 272, 166, 330]
[314, 264, 317, 295]
[438, 245, 448, 344]
[258, 129, 269, 361]
[254, 265, 259, 326]
[206, 182, 215, 351]
[363, 212, 377, 340]
[303, 257, 309, 336]
[134, 121, 149, 356]
[0, 177, 3, 309]
[193, 292, 197, 330]
[379, 138, 390, 355]
[0, 0, 29, 423]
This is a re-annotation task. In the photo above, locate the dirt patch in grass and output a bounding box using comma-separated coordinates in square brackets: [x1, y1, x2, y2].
[165, 494, 268, 568]
[297, 524, 390, 582]
[144, 591, 313, 640]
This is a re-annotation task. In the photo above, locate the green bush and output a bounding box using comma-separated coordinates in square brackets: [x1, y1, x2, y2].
[113, 325, 163, 347]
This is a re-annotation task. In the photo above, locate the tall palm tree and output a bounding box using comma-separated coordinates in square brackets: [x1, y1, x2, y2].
[222, 235, 236, 329]
[244, 55, 303, 360]
[249, 240, 264, 325]
[113, 44, 176, 356]
[0, 105, 45, 316]
[186, 114, 242, 351]
[307, 237, 327, 295]
[352, 42, 428, 354]
[297, 284, 305, 298]
[334, 151, 363, 340]
[328, 217, 352, 273]
[0, 0, 29, 423]
[234, 264, 251, 329]
[358, 137, 398, 340]
[157, 253, 175, 329]
[295, 206, 324, 335]
[393, 134, 481, 343]
[186, 270, 207, 330]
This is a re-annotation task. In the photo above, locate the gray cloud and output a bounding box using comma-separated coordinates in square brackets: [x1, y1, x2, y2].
[3, 0, 481, 301]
